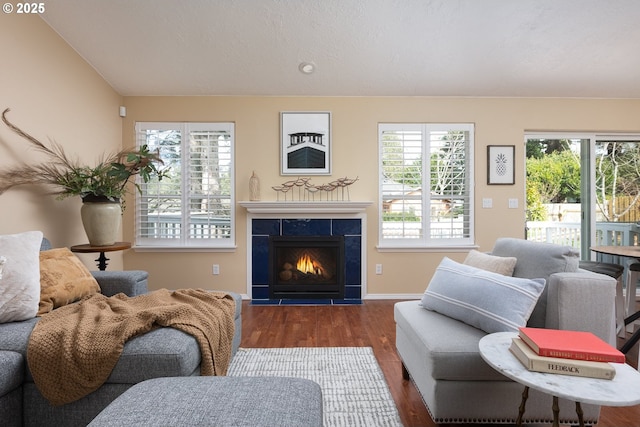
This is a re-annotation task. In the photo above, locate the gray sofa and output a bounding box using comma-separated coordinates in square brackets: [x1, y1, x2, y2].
[395, 237, 618, 425]
[0, 240, 242, 427]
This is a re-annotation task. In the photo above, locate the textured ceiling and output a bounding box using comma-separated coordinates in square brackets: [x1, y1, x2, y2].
[40, 0, 640, 98]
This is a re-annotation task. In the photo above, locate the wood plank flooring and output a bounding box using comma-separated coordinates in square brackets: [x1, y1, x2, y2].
[240, 300, 640, 427]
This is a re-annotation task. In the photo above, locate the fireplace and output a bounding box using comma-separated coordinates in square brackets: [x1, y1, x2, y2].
[269, 236, 345, 299]
[241, 201, 371, 304]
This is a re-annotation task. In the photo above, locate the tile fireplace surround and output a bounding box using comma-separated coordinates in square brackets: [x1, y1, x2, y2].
[240, 201, 372, 305]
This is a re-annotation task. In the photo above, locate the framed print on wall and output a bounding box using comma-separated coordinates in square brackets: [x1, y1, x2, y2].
[281, 111, 331, 175]
[487, 145, 515, 185]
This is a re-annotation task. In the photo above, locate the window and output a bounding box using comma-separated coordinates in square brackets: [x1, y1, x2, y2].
[135, 122, 235, 249]
[379, 123, 474, 248]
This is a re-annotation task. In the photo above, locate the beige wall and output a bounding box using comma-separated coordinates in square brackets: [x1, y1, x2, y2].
[0, 14, 123, 268]
[2, 15, 640, 294]
[122, 97, 640, 296]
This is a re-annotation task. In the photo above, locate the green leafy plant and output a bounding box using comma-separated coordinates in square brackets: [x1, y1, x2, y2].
[0, 108, 168, 204]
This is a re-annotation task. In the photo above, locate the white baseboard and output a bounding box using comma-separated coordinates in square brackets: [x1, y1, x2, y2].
[241, 293, 422, 300]
[363, 293, 422, 300]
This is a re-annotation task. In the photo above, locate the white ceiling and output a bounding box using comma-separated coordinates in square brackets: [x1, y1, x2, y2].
[40, 0, 640, 98]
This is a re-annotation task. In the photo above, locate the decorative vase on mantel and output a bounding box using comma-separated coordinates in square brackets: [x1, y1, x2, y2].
[80, 195, 122, 246]
[249, 171, 260, 201]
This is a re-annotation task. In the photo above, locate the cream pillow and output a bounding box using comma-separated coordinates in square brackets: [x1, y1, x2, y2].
[0, 230, 43, 323]
[38, 248, 101, 315]
[463, 249, 517, 276]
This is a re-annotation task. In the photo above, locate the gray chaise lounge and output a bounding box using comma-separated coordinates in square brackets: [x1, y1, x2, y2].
[395, 238, 618, 425]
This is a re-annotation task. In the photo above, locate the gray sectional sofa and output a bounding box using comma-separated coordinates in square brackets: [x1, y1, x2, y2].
[395, 238, 618, 425]
[0, 239, 243, 427]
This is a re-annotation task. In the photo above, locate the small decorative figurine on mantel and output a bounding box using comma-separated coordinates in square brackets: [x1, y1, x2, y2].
[249, 171, 260, 201]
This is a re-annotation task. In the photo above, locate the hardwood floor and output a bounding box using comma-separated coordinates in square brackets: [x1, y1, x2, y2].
[240, 300, 640, 427]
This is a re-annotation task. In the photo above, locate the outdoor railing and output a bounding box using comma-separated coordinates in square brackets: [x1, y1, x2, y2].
[526, 221, 640, 248]
[143, 215, 638, 249]
[140, 215, 231, 239]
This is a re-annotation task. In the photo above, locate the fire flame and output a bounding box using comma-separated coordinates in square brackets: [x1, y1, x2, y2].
[296, 254, 323, 276]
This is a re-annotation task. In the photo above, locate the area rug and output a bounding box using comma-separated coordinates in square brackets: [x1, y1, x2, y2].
[227, 346, 404, 427]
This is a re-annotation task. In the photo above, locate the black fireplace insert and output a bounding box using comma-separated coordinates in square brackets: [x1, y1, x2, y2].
[269, 235, 345, 299]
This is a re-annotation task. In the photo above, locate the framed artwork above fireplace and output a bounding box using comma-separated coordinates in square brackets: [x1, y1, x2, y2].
[280, 111, 331, 175]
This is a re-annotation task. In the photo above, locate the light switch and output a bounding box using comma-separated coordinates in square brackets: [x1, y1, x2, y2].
[508, 198, 519, 209]
[482, 198, 493, 208]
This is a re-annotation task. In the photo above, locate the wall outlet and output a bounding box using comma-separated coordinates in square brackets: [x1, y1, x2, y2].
[212, 264, 220, 275]
[375, 264, 383, 275]
[482, 198, 493, 208]
[508, 198, 519, 209]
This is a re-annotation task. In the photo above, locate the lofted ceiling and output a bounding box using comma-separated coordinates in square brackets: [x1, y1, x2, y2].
[40, 0, 640, 98]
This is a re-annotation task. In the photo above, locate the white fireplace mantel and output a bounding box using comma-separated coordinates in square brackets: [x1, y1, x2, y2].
[239, 201, 373, 215]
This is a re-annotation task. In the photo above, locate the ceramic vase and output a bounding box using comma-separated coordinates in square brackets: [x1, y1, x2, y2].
[80, 197, 122, 246]
[249, 171, 260, 201]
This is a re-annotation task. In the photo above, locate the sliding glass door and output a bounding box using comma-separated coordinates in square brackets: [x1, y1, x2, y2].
[525, 133, 640, 260]
[525, 136, 589, 258]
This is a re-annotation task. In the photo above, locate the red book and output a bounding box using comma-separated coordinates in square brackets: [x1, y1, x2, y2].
[518, 327, 625, 363]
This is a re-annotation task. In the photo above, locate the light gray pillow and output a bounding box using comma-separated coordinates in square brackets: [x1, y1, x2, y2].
[463, 249, 517, 276]
[421, 257, 546, 333]
[491, 238, 579, 327]
[491, 238, 579, 280]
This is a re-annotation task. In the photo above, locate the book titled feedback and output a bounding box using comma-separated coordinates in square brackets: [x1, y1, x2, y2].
[510, 337, 616, 380]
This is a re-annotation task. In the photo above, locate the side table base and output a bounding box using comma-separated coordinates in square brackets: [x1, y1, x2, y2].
[70, 242, 131, 271]
[517, 387, 584, 427]
[95, 252, 109, 271]
[516, 386, 528, 426]
[552, 395, 559, 427]
[575, 401, 584, 427]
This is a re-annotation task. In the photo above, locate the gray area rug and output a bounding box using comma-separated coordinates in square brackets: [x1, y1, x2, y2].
[227, 346, 404, 427]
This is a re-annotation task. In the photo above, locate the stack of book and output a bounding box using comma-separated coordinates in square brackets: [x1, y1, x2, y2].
[509, 327, 626, 380]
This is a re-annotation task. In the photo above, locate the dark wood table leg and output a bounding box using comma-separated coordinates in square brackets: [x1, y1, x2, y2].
[575, 401, 585, 427]
[516, 386, 528, 426]
[552, 395, 560, 427]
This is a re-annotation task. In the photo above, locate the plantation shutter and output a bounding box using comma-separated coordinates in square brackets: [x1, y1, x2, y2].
[379, 123, 474, 247]
[380, 124, 424, 240]
[135, 122, 235, 248]
[187, 126, 233, 241]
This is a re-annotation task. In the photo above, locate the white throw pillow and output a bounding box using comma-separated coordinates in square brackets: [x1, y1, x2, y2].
[0, 231, 43, 323]
[0, 256, 6, 280]
[421, 257, 545, 333]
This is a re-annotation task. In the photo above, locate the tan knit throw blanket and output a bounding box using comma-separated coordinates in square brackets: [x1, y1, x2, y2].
[27, 288, 235, 406]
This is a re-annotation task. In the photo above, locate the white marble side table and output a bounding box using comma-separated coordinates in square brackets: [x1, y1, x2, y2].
[479, 332, 640, 427]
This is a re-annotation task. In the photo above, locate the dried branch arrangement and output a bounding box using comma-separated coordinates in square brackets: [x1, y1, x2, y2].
[0, 108, 167, 203]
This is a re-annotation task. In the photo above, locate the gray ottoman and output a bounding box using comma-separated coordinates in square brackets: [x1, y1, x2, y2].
[88, 376, 323, 427]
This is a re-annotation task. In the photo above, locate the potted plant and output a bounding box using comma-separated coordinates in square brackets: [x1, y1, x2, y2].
[0, 108, 168, 245]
